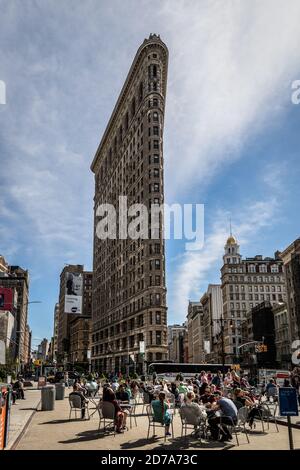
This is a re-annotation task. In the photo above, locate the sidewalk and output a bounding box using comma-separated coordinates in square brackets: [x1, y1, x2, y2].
[6, 388, 41, 450]
[15, 390, 300, 451]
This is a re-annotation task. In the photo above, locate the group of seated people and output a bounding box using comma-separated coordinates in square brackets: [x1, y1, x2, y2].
[140, 371, 272, 441]
[67, 369, 291, 441]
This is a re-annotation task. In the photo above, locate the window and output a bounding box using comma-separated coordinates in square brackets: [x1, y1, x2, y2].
[153, 126, 159, 136]
[153, 98, 158, 107]
[156, 311, 161, 324]
[156, 331, 162, 345]
[139, 82, 143, 102]
[154, 168, 159, 177]
[153, 154, 159, 164]
[153, 183, 159, 192]
[155, 259, 160, 269]
[131, 97, 136, 118]
[271, 265, 279, 273]
[153, 140, 159, 149]
[153, 112, 159, 122]
[138, 333, 144, 342]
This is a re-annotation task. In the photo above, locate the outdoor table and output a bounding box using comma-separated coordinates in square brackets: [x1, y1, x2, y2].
[88, 396, 101, 418]
[119, 401, 136, 429]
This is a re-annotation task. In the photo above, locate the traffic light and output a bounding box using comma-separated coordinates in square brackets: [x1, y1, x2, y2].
[255, 344, 268, 353]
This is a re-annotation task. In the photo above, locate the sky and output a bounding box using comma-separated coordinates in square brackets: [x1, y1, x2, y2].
[0, 0, 300, 344]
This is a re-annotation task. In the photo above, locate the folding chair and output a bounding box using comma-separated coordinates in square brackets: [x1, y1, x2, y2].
[146, 404, 174, 442]
[98, 401, 116, 436]
[69, 394, 90, 420]
[179, 406, 207, 441]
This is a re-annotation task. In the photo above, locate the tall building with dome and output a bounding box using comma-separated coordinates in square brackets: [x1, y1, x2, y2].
[220, 235, 286, 360]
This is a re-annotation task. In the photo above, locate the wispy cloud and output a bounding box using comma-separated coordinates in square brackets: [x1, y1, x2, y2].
[170, 194, 279, 323]
[162, 0, 300, 199]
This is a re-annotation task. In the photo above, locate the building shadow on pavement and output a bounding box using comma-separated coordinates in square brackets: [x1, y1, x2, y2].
[39, 419, 88, 425]
[120, 436, 229, 450]
[58, 429, 110, 444]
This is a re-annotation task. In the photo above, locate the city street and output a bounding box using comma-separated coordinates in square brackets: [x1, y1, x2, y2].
[13, 389, 300, 451]
[1, 1, 300, 458]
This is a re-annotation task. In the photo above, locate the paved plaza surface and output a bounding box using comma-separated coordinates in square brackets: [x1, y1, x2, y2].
[14, 389, 300, 451]
[6, 388, 41, 450]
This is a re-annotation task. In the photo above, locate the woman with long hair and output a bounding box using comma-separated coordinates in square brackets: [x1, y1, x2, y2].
[103, 387, 128, 433]
[151, 391, 172, 436]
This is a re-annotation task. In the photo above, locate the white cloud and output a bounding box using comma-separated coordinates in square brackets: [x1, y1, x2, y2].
[161, 0, 300, 199]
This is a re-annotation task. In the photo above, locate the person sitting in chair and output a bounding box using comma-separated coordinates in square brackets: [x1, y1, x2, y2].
[103, 387, 128, 433]
[208, 392, 238, 442]
[69, 389, 88, 419]
[151, 391, 172, 437]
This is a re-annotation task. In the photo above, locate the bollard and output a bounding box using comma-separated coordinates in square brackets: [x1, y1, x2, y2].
[41, 385, 55, 411]
[55, 382, 65, 400]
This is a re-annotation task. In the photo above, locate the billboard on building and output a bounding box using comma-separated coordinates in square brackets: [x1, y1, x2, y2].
[0, 288, 16, 312]
[64, 272, 83, 314]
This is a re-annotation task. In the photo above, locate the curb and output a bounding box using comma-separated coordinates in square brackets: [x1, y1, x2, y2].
[268, 418, 300, 430]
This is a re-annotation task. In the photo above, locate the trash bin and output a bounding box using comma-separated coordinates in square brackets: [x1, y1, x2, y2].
[55, 382, 65, 400]
[41, 385, 55, 411]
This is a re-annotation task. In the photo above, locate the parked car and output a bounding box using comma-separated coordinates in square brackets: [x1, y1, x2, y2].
[48, 371, 80, 383]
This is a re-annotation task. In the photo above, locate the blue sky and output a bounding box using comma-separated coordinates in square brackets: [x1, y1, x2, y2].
[0, 0, 300, 345]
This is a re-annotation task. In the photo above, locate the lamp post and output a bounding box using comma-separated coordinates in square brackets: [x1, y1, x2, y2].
[17, 300, 42, 371]
[210, 314, 234, 376]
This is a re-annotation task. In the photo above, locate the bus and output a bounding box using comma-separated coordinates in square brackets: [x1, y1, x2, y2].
[148, 362, 232, 379]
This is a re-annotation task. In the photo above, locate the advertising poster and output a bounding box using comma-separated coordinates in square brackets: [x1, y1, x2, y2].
[64, 272, 83, 314]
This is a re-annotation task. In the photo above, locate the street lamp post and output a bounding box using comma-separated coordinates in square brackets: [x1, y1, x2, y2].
[17, 300, 42, 371]
[211, 315, 228, 377]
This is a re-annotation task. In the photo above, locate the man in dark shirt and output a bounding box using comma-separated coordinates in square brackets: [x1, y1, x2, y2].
[200, 386, 216, 405]
[116, 384, 130, 402]
[208, 393, 238, 441]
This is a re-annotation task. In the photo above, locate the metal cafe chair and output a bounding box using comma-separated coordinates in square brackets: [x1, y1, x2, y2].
[68, 394, 90, 420]
[98, 401, 116, 436]
[146, 404, 174, 442]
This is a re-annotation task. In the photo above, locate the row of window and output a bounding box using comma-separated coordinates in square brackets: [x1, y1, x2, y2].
[229, 284, 283, 292]
[228, 275, 283, 283]
[227, 266, 281, 274]
[226, 259, 280, 273]
[228, 293, 283, 302]
[92, 329, 165, 355]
